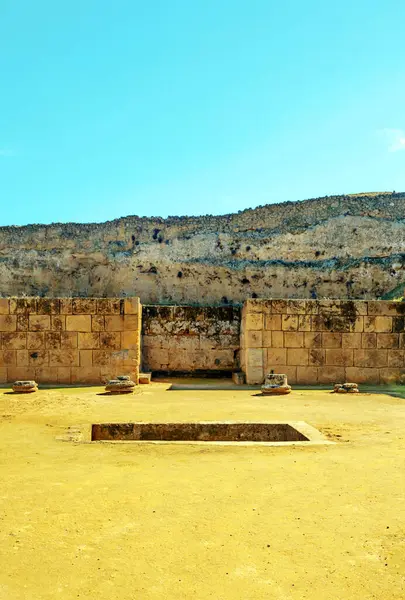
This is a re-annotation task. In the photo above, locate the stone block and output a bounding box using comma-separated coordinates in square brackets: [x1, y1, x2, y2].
[66, 315, 92, 332]
[0, 315, 17, 332]
[317, 366, 345, 384]
[93, 349, 112, 366]
[27, 332, 45, 349]
[124, 297, 140, 315]
[298, 315, 311, 331]
[318, 300, 342, 314]
[264, 314, 281, 330]
[308, 348, 325, 366]
[367, 301, 399, 316]
[284, 332, 304, 348]
[351, 301, 368, 316]
[100, 332, 121, 350]
[266, 348, 287, 367]
[29, 315, 50, 331]
[232, 371, 245, 385]
[0, 350, 17, 367]
[49, 349, 79, 367]
[0, 367, 7, 383]
[245, 299, 264, 314]
[0, 299, 9, 314]
[57, 367, 71, 384]
[282, 315, 299, 331]
[60, 332, 78, 349]
[16, 350, 29, 367]
[304, 332, 322, 348]
[16, 314, 29, 331]
[286, 300, 307, 314]
[354, 349, 388, 368]
[349, 317, 364, 333]
[287, 348, 308, 366]
[297, 366, 318, 384]
[322, 333, 342, 348]
[2, 332, 26, 350]
[45, 332, 61, 349]
[143, 346, 169, 368]
[37, 299, 60, 314]
[51, 316, 66, 331]
[345, 367, 379, 384]
[362, 333, 376, 348]
[71, 367, 101, 384]
[9, 298, 36, 314]
[380, 368, 405, 384]
[325, 348, 353, 366]
[376, 333, 399, 349]
[245, 313, 264, 331]
[400, 334, 405, 349]
[271, 331, 284, 348]
[262, 330, 272, 347]
[247, 348, 264, 367]
[271, 300, 288, 314]
[342, 333, 362, 348]
[29, 350, 49, 366]
[364, 316, 392, 333]
[304, 300, 319, 314]
[104, 315, 125, 332]
[121, 330, 140, 350]
[247, 330, 262, 348]
[60, 299, 72, 314]
[7, 366, 35, 381]
[245, 366, 264, 385]
[311, 315, 326, 331]
[268, 365, 297, 384]
[80, 350, 93, 367]
[77, 332, 100, 349]
[72, 299, 97, 314]
[96, 299, 114, 314]
[388, 350, 404, 367]
[92, 315, 105, 332]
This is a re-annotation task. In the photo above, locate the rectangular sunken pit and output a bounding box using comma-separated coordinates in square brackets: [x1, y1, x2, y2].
[90, 422, 325, 444]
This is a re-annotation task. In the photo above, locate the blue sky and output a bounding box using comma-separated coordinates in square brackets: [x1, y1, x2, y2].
[1, 0, 404, 225]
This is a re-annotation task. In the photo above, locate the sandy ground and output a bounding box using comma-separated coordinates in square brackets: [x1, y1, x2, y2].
[0, 380, 405, 600]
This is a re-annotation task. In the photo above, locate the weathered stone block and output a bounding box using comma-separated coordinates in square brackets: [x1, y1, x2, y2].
[66, 315, 92, 332]
[45, 332, 61, 349]
[317, 366, 345, 383]
[29, 315, 50, 331]
[0, 350, 16, 366]
[362, 333, 376, 348]
[124, 297, 140, 315]
[247, 348, 264, 367]
[0, 299, 9, 314]
[325, 348, 353, 366]
[57, 367, 71, 383]
[271, 331, 284, 348]
[367, 301, 399, 316]
[284, 332, 304, 348]
[92, 315, 105, 332]
[304, 332, 322, 348]
[16, 314, 29, 332]
[71, 367, 101, 384]
[264, 314, 281, 330]
[311, 315, 326, 331]
[16, 350, 29, 366]
[297, 366, 318, 384]
[0, 315, 17, 332]
[10, 298, 37, 314]
[245, 366, 264, 385]
[2, 332, 26, 350]
[304, 300, 319, 314]
[60, 332, 78, 349]
[37, 299, 60, 315]
[60, 299, 72, 314]
[27, 332, 45, 349]
[0, 367, 7, 383]
[49, 349, 79, 367]
[104, 315, 125, 332]
[245, 299, 264, 314]
[298, 315, 312, 331]
[266, 348, 287, 367]
[287, 348, 309, 366]
[78, 332, 100, 349]
[388, 350, 404, 367]
[380, 368, 405, 384]
[100, 332, 121, 350]
[247, 330, 262, 348]
[286, 299, 307, 314]
[28, 350, 49, 366]
[342, 333, 362, 348]
[364, 316, 392, 333]
[322, 333, 342, 348]
[245, 313, 264, 331]
[308, 348, 325, 366]
[262, 330, 272, 347]
[271, 300, 288, 314]
[353, 349, 388, 368]
[282, 315, 299, 331]
[51, 316, 66, 331]
[79, 350, 93, 367]
[72, 299, 97, 314]
[345, 367, 379, 384]
[376, 333, 399, 349]
[93, 349, 111, 366]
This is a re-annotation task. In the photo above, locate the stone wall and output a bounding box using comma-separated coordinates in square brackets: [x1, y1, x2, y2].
[0, 192, 404, 303]
[241, 299, 405, 385]
[142, 305, 240, 374]
[0, 297, 141, 384]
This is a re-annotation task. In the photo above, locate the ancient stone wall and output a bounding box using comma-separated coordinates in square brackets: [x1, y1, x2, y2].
[0, 297, 141, 384]
[0, 192, 404, 303]
[142, 305, 240, 374]
[241, 299, 405, 385]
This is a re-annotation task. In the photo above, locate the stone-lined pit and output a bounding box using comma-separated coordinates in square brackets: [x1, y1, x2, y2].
[91, 422, 310, 442]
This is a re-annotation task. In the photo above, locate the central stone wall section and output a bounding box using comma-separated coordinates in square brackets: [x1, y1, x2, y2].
[241, 299, 405, 385]
[0, 297, 141, 384]
[142, 305, 240, 374]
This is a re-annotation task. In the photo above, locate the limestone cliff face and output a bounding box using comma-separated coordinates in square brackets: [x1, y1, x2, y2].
[1, 192, 404, 304]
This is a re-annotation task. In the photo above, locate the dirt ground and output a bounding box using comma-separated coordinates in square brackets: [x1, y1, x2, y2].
[1, 380, 405, 600]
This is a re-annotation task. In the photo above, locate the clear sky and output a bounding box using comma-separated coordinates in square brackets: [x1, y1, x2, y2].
[1, 0, 405, 226]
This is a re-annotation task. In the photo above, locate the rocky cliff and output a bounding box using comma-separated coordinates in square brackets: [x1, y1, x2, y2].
[1, 192, 404, 304]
